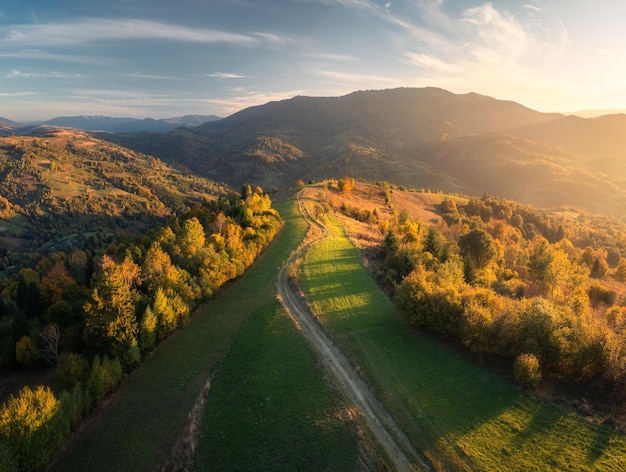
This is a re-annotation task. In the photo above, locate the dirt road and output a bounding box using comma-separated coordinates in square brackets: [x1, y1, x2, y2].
[277, 190, 432, 472]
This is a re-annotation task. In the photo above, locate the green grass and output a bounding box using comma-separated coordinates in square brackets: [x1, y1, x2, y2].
[299, 204, 626, 471]
[194, 301, 361, 471]
[51, 200, 362, 471]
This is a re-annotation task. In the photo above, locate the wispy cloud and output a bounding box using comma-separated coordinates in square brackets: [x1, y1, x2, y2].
[307, 52, 357, 62]
[0, 18, 259, 47]
[462, 3, 529, 57]
[252, 32, 295, 45]
[206, 72, 249, 79]
[0, 91, 38, 97]
[125, 72, 181, 80]
[523, 3, 542, 12]
[317, 69, 403, 85]
[318, 0, 378, 12]
[5, 69, 83, 79]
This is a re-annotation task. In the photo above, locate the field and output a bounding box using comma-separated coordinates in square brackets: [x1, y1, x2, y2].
[297, 191, 626, 471]
[193, 300, 362, 470]
[50, 200, 363, 471]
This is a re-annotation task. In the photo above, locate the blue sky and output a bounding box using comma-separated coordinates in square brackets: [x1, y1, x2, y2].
[1, 0, 625, 121]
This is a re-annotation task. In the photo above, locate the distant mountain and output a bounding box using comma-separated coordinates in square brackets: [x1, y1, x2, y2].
[104, 87, 626, 216]
[567, 109, 626, 118]
[510, 114, 626, 162]
[0, 117, 20, 135]
[0, 128, 226, 252]
[39, 114, 221, 133]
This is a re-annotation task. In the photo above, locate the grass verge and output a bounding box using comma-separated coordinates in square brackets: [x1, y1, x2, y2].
[298, 200, 626, 471]
[51, 200, 362, 471]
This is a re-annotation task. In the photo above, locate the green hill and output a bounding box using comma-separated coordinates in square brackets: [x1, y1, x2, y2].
[0, 128, 225, 253]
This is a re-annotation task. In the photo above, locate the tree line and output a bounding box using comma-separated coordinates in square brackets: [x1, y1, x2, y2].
[369, 193, 626, 423]
[0, 185, 281, 471]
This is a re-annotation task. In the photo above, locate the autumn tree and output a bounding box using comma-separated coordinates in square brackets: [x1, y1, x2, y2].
[337, 176, 354, 193]
[514, 353, 542, 389]
[0, 385, 66, 471]
[176, 217, 206, 256]
[84, 255, 141, 359]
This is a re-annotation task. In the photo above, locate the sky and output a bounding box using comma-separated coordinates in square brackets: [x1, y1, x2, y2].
[1, 0, 625, 121]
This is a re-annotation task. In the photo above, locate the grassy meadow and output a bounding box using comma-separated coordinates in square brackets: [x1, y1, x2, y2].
[51, 200, 363, 471]
[298, 197, 626, 471]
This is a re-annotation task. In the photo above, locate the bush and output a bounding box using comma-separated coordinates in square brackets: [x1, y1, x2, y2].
[88, 355, 123, 403]
[514, 353, 542, 389]
[56, 352, 90, 390]
[15, 335, 37, 368]
[60, 382, 90, 430]
[0, 385, 67, 471]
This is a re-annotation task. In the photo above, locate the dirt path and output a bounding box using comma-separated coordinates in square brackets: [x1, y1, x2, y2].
[277, 190, 432, 472]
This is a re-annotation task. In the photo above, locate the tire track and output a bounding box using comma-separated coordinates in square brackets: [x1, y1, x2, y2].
[277, 190, 432, 472]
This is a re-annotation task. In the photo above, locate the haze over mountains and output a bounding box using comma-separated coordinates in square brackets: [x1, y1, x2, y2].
[0, 114, 221, 134]
[103, 87, 626, 216]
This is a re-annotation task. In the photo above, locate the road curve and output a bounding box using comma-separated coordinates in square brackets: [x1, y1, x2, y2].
[277, 190, 432, 472]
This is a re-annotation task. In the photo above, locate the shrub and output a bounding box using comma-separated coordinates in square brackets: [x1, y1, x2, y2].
[514, 353, 542, 389]
[60, 382, 90, 430]
[15, 335, 37, 368]
[88, 355, 123, 403]
[56, 352, 90, 390]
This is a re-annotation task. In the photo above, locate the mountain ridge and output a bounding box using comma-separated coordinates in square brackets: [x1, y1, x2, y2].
[97, 87, 626, 216]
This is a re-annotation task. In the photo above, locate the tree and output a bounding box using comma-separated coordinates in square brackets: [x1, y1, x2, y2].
[177, 217, 206, 256]
[15, 336, 37, 368]
[39, 323, 61, 366]
[139, 305, 158, 350]
[423, 226, 445, 261]
[84, 255, 140, 359]
[613, 258, 626, 282]
[241, 183, 253, 199]
[0, 385, 66, 471]
[514, 353, 542, 389]
[15, 268, 41, 318]
[459, 229, 496, 272]
[56, 352, 89, 390]
[337, 176, 354, 193]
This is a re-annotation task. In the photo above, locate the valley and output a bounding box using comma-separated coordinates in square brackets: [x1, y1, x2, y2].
[3, 87, 626, 471]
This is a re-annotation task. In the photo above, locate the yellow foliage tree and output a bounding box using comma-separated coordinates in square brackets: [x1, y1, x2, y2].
[0, 385, 65, 471]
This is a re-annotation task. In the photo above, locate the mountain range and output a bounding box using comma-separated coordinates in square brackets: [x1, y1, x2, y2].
[3, 87, 626, 219]
[0, 114, 221, 134]
[104, 87, 626, 216]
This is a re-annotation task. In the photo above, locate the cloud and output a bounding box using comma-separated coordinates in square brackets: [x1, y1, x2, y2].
[462, 3, 529, 57]
[205, 90, 306, 115]
[307, 52, 357, 62]
[317, 69, 404, 85]
[0, 18, 259, 47]
[318, 0, 378, 11]
[252, 32, 295, 45]
[0, 91, 38, 97]
[523, 3, 542, 12]
[206, 72, 250, 79]
[403, 52, 460, 73]
[5, 69, 83, 79]
[126, 72, 181, 80]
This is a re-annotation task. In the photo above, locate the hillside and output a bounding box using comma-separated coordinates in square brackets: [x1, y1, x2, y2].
[105, 87, 626, 217]
[0, 128, 225, 254]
